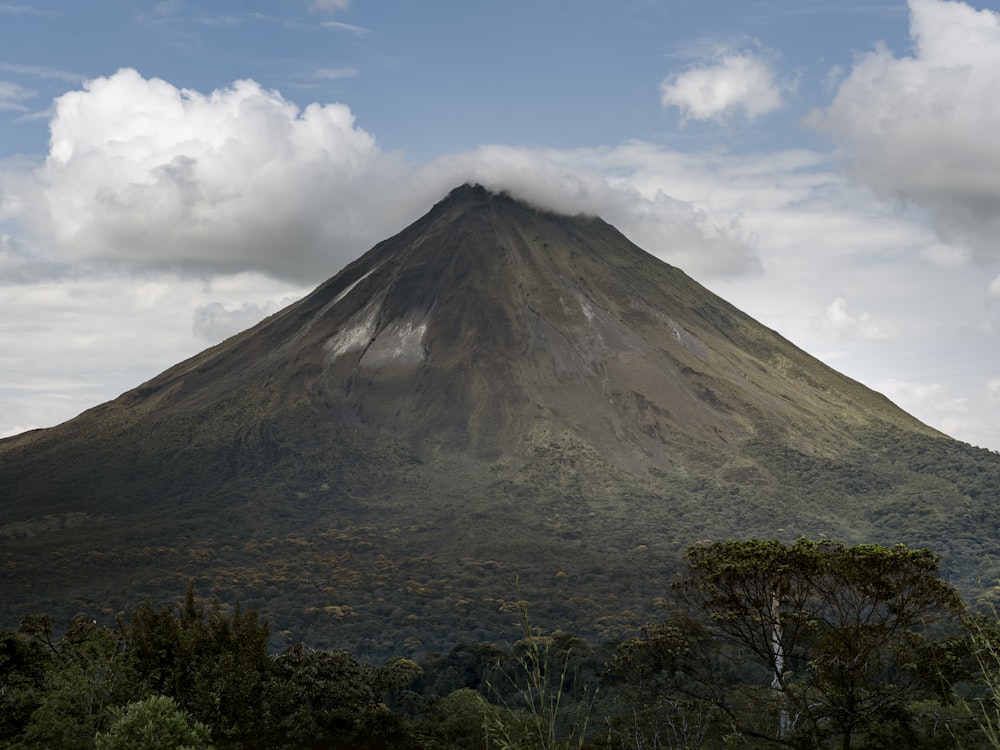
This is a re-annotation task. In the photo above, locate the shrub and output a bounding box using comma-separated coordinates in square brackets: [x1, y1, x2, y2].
[94, 694, 214, 750]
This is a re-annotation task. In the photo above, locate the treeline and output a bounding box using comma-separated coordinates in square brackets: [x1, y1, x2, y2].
[3, 539, 1000, 749]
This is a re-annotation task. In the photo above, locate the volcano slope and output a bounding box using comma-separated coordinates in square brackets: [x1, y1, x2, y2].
[2, 184, 999, 657]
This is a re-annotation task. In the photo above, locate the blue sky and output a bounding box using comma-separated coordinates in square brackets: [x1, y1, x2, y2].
[3, 0, 1000, 452]
[0, 1, 912, 157]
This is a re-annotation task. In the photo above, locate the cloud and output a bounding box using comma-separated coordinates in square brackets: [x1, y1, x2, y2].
[0, 234, 27, 273]
[0, 232, 66, 282]
[0, 69, 760, 284]
[818, 296, 901, 341]
[417, 145, 761, 276]
[808, 0, 1000, 260]
[310, 0, 351, 12]
[193, 299, 293, 341]
[0, 268, 308, 435]
[660, 49, 788, 122]
[876, 376, 1000, 448]
[877, 378, 943, 410]
[0, 80, 35, 111]
[0, 62, 82, 83]
[319, 21, 369, 34]
[301, 66, 359, 80]
[0, 3, 56, 15]
[8, 68, 409, 282]
[990, 274, 1000, 299]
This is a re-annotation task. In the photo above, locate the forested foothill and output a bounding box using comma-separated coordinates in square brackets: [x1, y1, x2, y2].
[5, 539, 1000, 749]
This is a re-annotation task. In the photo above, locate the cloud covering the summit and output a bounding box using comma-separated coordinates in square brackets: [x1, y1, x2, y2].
[0, 69, 761, 284]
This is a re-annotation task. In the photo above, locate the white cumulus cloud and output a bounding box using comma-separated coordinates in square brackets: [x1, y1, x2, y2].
[809, 0, 1000, 261]
[660, 50, 788, 122]
[10, 68, 415, 282]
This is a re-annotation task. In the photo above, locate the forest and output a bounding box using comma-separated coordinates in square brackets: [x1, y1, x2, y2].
[3, 539, 1000, 750]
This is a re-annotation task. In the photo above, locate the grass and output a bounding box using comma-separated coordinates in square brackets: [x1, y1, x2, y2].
[483, 598, 596, 750]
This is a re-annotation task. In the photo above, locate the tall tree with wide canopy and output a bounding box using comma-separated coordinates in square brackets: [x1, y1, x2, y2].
[676, 539, 967, 749]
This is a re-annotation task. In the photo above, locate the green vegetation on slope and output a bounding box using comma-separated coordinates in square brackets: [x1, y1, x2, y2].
[2, 422, 999, 659]
[2, 185, 998, 657]
[5, 540, 1000, 749]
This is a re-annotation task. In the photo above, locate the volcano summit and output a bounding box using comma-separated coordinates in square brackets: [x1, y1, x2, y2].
[2, 184, 998, 656]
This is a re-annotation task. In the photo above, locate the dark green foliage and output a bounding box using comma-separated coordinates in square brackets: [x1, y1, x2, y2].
[418, 688, 489, 749]
[0, 628, 48, 741]
[95, 695, 214, 750]
[263, 644, 423, 749]
[675, 539, 969, 749]
[412, 642, 507, 698]
[266, 643, 380, 744]
[18, 614, 137, 749]
[120, 583, 271, 744]
[605, 617, 740, 748]
[2, 544, 1000, 749]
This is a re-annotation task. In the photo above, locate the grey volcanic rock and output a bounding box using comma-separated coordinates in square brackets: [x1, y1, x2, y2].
[1, 184, 997, 656]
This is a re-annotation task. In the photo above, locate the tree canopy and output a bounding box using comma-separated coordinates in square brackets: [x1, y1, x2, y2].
[1, 541, 998, 749]
[676, 539, 967, 749]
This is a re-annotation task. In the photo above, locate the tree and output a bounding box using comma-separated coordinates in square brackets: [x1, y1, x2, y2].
[265, 643, 423, 748]
[0, 627, 49, 742]
[676, 539, 966, 749]
[609, 619, 729, 748]
[120, 582, 271, 743]
[20, 613, 138, 748]
[95, 694, 214, 750]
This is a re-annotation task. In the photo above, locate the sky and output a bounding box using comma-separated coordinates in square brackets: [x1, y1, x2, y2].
[2, 1, 1000, 452]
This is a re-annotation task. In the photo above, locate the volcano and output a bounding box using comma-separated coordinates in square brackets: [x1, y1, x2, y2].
[2, 184, 999, 657]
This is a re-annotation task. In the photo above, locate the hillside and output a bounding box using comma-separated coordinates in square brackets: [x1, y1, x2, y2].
[2, 184, 999, 658]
